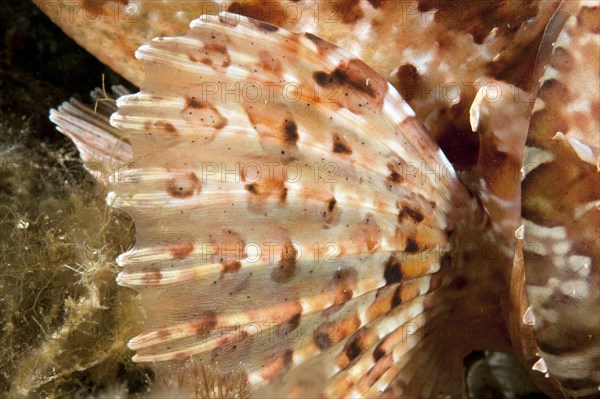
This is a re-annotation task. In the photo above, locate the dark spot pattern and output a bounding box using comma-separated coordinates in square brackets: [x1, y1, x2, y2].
[283, 120, 299, 145]
[327, 198, 337, 212]
[450, 276, 469, 290]
[340, 328, 377, 368]
[257, 50, 283, 77]
[333, 133, 353, 155]
[356, 214, 381, 252]
[389, 171, 402, 183]
[189, 43, 231, 68]
[391, 286, 403, 308]
[168, 241, 195, 260]
[398, 205, 424, 223]
[182, 98, 228, 130]
[283, 349, 294, 369]
[311, 59, 389, 112]
[242, 171, 288, 208]
[386, 160, 405, 186]
[142, 268, 162, 285]
[280, 187, 288, 203]
[313, 61, 379, 98]
[245, 183, 258, 194]
[287, 313, 301, 332]
[325, 268, 358, 310]
[191, 310, 218, 337]
[405, 238, 419, 253]
[252, 19, 279, 32]
[373, 342, 386, 361]
[384, 254, 403, 284]
[314, 321, 337, 349]
[305, 32, 328, 48]
[186, 97, 204, 109]
[158, 121, 176, 134]
[313, 71, 331, 86]
[258, 349, 294, 383]
[316, 313, 361, 352]
[145, 120, 177, 135]
[218, 12, 239, 26]
[166, 172, 201, 198]
[367, 0, 383, 8]
[271, 241, 297, 282]
[322, 197, 341, 228]
[221, 260, 242, 276]
[244, 102, 299, 148]
[346, 339, 361, 360]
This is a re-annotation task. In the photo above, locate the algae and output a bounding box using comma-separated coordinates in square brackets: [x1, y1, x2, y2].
[0, 0, 150, 397]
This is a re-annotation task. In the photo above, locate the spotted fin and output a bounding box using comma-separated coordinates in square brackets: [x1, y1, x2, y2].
[55, 12, 481, 398]
[521, 1, 600, 397]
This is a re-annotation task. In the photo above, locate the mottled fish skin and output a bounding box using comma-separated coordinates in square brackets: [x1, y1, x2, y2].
[34, 0, 561, 171]
[520, 1, 600, 397]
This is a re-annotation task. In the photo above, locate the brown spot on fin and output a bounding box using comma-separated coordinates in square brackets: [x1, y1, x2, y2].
[190, 311, 218, 337]
[283, 120, 299, 145]
[327, 198, 337, 212]
[245, 102, 299, 148]
[251, 19, 279, 32]
[244, 175, 288, 207]
[181, 98, 228, 133]
[405, 238, 419, 253]
[313, 59, 388, 108]
[322, 268, 358, 316]
[221, 260, 242, 277]
[168, 240, 195, 260]
[188, 43, 231, 68]
[141, 268, 162, 285]
[398, 204, 424, 223]
[383, 254, 403, 284]
[166, 172, 201, 198]
[271, 241, 297, 282]
[333, 133, 353, 155]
